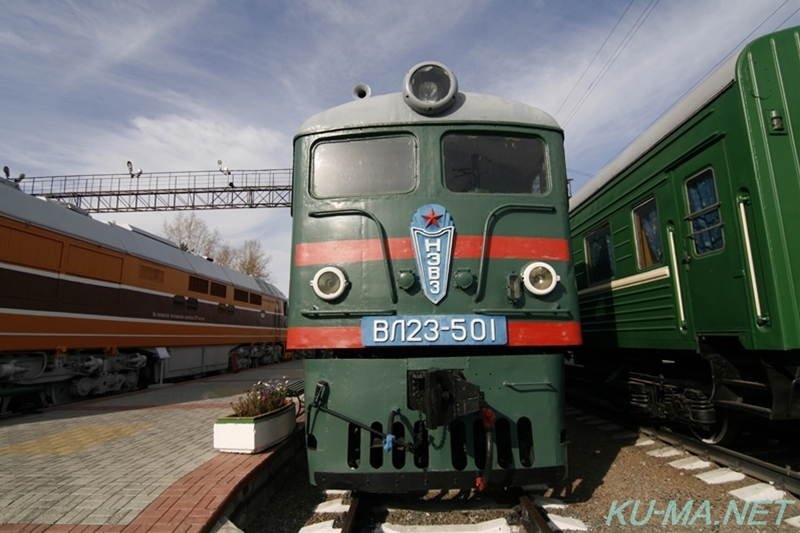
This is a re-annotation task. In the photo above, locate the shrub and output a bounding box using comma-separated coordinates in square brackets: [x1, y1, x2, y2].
[230, 380, 289, 417]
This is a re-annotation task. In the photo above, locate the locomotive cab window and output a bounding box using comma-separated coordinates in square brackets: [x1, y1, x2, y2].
[443, 134, 547, 194]
[632, 198, 664, 269]
[585, 223, 615, 284]
[685, 168, 724, 255]
[312, 136, 416, 197]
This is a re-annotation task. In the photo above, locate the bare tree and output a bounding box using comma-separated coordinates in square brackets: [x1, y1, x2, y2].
[161, 212, 221, 257]
[214, 242, 237, 269]
[236, 239, 272, 280]
[160, 213, 273, 280]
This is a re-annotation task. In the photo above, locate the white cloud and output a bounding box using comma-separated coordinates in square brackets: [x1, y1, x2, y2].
[92, 114, 288, 172]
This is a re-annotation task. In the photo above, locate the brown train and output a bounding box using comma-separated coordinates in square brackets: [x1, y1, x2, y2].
[0, 175, 287, 413]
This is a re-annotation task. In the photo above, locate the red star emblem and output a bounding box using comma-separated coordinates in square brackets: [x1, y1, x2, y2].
[421, 207, 443, 228]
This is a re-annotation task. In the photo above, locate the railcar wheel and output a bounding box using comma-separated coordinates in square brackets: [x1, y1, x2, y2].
[690, 409, 740, 445]
[47, 381, 74, 405]
[122, 371, 139, 391]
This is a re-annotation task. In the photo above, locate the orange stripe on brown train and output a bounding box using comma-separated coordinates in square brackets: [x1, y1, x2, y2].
[290, 62, 581, 493]
[0, 180, 287, 412]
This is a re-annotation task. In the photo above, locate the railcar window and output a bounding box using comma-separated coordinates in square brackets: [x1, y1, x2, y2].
[234, 289, 249, 303]
[210, 282, 227, 298]
[585, 224, 615, 283]
[312, 136, 415, 197]
[632, 198, 664, 269]
[188, 276, 209, 294]
[443, 135, 547, 194]
[685, 169, 724, 255]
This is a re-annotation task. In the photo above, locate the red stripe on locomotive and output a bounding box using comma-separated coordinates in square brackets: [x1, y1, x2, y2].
[295, 235, 569, 266]
[287, 326, 363, 349]
[287, 321, 581, 350]
[507, 321, 582, 346]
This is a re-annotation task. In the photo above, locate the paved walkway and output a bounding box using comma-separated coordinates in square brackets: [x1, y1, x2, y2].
[0, 360, 305, 532]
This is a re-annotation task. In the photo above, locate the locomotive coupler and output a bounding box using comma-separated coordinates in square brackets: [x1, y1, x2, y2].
[407, 368, 482, 430]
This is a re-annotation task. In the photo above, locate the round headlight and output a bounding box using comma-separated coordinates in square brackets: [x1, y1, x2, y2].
[402, 62, 458, 115]
[311, 266, 347, 300]
[522, 262, 560, 296]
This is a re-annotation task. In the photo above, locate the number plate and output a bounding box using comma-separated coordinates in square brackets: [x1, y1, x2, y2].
[361, 315, 507, 346]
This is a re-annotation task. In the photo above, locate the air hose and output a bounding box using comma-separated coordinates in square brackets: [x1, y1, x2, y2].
[475, 407, 496, 491]
[383, 408, 399, 452]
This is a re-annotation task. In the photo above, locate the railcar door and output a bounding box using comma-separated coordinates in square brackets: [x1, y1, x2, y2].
[672, 141, 749, 334]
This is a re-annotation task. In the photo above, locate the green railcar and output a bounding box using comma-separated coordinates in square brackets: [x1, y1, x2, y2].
[569, 27, 800, 443]
[288, 63, 581, 491]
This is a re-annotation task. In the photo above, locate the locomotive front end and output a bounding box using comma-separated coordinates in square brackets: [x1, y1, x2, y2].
[288, 63, 580, 491]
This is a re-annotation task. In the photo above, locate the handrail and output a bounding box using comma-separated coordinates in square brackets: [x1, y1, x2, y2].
[738, 196, 769, 326]
[667, 226, 687, 329]
[473, 203, 557, 302]
[309, 208, 398, 304]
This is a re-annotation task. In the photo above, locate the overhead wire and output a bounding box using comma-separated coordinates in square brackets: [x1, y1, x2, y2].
[554, 0, 637, 119]
[567, 168, 594, 177]
[774, 5, 800, 29]
[562, 0, 661, 128]
[590, 0, 795, 174]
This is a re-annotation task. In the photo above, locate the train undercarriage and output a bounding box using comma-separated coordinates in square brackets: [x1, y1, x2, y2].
[570, 337, 800, 444]
[0, 343, 285, 415]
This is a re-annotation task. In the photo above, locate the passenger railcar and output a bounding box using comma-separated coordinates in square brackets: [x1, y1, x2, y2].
[0, 177, 287, 413]
[289, 62, 581, 492]
[569, 27, 799, 443]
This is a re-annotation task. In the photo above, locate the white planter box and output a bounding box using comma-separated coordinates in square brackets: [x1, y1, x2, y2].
[213, 400, 296, 454]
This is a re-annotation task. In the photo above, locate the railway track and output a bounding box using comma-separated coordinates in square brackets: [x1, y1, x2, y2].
[300, 489, 567, 533]
[564, 381, 800, 499]
[642, 426, 800, 497]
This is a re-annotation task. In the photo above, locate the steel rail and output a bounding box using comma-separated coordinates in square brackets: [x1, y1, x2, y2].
[519, 494, 553, 533]
[642, 427, 800, 496]
[565, 385, 800, 497]
[340, 493, 362, 533]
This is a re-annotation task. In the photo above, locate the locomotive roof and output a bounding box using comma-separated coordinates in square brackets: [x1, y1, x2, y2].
[296, 91, 562, 136]
[0, 179, 285, 299]
[568, 52, 740, 212]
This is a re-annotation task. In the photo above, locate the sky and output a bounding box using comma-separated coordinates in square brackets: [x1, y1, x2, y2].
[2, 0, 798, 295]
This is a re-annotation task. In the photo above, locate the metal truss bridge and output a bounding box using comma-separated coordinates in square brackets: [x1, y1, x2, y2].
[19, 169, 292, 213]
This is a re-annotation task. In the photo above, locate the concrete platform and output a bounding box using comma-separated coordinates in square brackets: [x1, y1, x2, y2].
[0, 359, 305, 532]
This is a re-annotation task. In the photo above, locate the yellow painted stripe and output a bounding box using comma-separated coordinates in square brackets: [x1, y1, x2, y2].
[0, 424, 151, 456]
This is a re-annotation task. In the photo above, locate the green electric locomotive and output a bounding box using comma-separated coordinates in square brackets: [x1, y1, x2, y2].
[288, 62, 581, 491]
[569, 26, 799, 443]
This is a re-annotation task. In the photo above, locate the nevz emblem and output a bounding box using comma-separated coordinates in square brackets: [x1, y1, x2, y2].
[410, 204, 454, 304]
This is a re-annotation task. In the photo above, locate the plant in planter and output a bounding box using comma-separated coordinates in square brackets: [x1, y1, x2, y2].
[213, 380, 296, 454]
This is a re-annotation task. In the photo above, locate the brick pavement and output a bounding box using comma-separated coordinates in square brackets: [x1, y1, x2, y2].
[0, 360, 305, 532]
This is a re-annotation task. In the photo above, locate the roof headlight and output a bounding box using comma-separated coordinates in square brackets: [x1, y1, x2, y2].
[522, 262, 560, 296]
[311, 266, 347, 301]
[403, 62, 458, 115]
